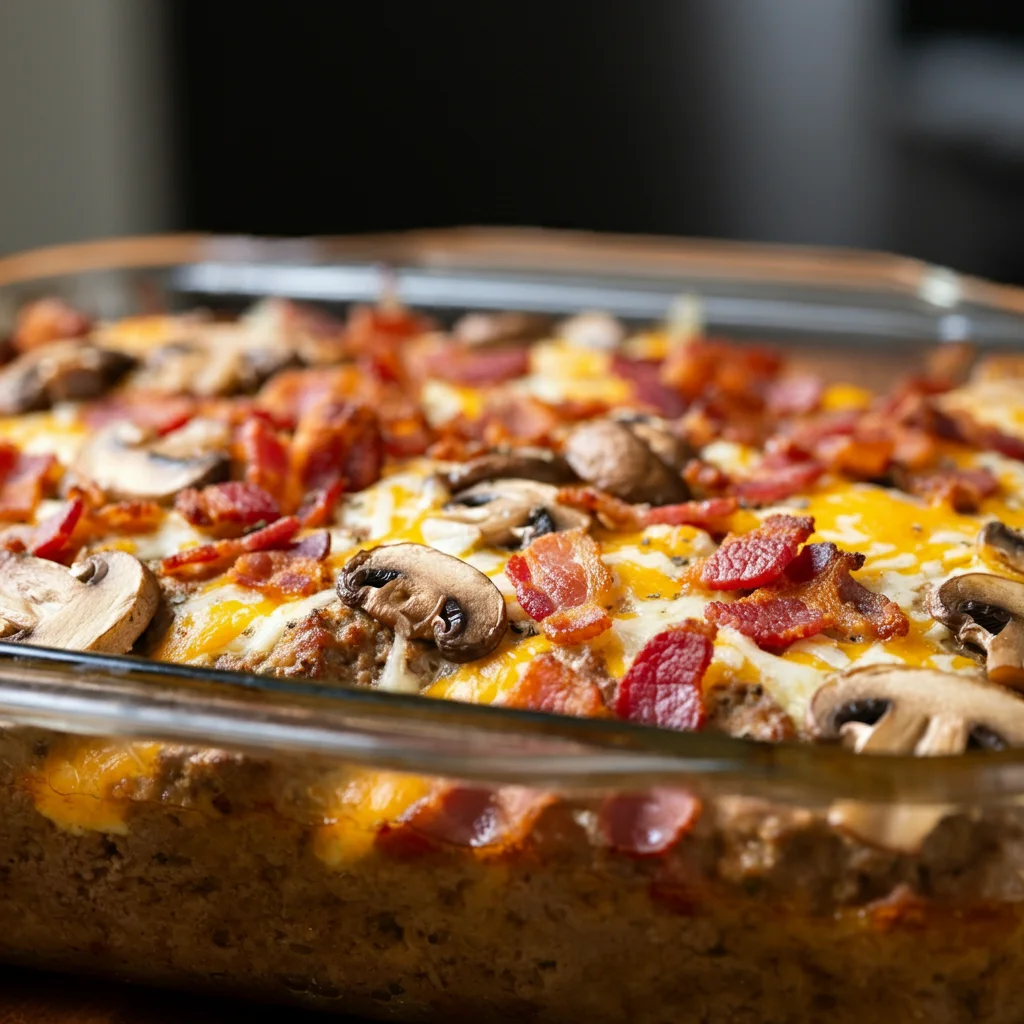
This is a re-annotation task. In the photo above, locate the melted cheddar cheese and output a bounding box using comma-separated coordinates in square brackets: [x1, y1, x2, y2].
[9, 320, 1024, 855]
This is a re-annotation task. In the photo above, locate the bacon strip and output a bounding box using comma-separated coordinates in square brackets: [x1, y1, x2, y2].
[598, 788, 701, 856]
[29, 498, 84, 561]
[500, 653, 608, 718]
[730, 459, 824, 507]
[901, 465, 998, 513]
[697, 514, 814, 591]
[160, 515, 300, 579]
[175, 482, 280, 536]
[556, 486, 737, 532]
[239, 415, 290, 500]
[505, 528, 613, 645]
[614, 620, 716, 731]
[229, 549, 332, 599]
[706, 595, 827, 652]
[13, 297, 91, 352]
[292, 401, 383, 493]
[0, 452, 61, 522]
[707, 541, 908, 650]
[378, 785, 555, 855]
[427, 344, 531, 386]
[610, 356, 687, 417]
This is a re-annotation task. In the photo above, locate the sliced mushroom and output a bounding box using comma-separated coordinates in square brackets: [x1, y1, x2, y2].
[808, 664, 1024, 851]
[0, 549, 160, 653]
[442, 479, 590, 547]
[978, 521, 1024, 576]
[0, 341, 134, 415]
[558, 311, 625, 351]
[452, 312, 552, 347]
[808, 664, 1024, 754]
[927, 573, 1024, 688]
[443, 448, 576, 492]
[73, 422, 229, 503]
[612, 413, 694, 472]
[337, 543, 508, 663]
[563, 419, 690, 506]
[131, 325, 296, 397]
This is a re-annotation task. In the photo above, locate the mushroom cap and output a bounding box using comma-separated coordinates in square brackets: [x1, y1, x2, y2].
[337, 543, 508, 663]
[808, 664, 1024, 755]
[443, 448, 576, 493]
[0, 549, 160, 653]
[557, 311, 625, 351]
[442, 478, 591, 546]
[927, 573, 1024, 688]
[563, 419, 690, 505]
[73, 422, 229, 503]
[979, 521, 1024, 577]
[0, 342, 134, 415]
[613, 414, 694, 473]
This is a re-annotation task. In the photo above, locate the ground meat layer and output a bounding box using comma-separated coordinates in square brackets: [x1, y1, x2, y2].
[3, 729, 1024, 1022]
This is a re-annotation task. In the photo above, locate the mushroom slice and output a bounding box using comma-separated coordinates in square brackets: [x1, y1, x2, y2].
[452, 312, 552, 347]
[0, 550, 160, 653]
[612, 413, 694, 472]
[808, 664, 1024, 852]
[927, 573, 1024, 688]
[563, 419, 690, 506]
[443, 448, 576, 492]
[337, 543, 508, 663]
[73, 422, 229, 503]
[441, 479, 590, 547]
[808, 664, 1024, 755]
[558, 311, 625, 351]
[0, 341, 134, 415]
[978, 521, 1024, 577]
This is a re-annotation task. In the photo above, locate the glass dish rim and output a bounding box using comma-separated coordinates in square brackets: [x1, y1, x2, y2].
[2, 229, 1024, 806]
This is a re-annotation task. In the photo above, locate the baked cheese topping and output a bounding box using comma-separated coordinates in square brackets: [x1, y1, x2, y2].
[5, 302, 1024, 849]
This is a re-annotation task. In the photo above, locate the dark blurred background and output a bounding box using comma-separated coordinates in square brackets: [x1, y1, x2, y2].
[2, 1, 1023, 281]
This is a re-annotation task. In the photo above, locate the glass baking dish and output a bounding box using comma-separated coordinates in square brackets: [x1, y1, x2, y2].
[2, 230, 1024, 1023]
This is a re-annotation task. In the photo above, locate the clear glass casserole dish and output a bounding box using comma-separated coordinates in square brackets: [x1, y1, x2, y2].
[2, 230, 1024, 1023]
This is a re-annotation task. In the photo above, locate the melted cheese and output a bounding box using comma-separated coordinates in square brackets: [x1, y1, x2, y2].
[10, 357, 1024, 851]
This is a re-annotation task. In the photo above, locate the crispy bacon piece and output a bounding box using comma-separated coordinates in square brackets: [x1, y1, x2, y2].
[556, 485, 736, 533]
[426, 343, 531, 386]
[297, 477, 345, 528]
[610, 356, 687, 417]
[683, 458, 732, 498]
[500, 653, 608, 718]
[698, 514, 814, 591]
[0, 452, 61, 522]
[708, 541, 908, 650]
[13, 297, 91, 352]
[29, 498, 84, 561]
[175, 482, 280, 536]
[229, 549, 332, 599]
[731, 459, 824, 507]
[614, 620, 716, 731]
[765, 374, 824, 416]
[346, 303, 430, 354]
[291, 529, 331, 561]
[81, 393, 196, 435]
[480, 394, 562, 447]
[85, 499, 164, 535]
[291, 401, 384, 493]
[239, 415, 290, 500]
[706, 596, 827, 652]
[814, 433, 893, 479]
[159, 515, 300, 579]
[662, 340, 782, 403]
[256, 366, 363, 426]
[505, 527, 614, 645]
[643, 497, 739, 527]
[598, 789, 701, 856]
[901, 465, 998, 513]
[378, 785, 555, 855]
